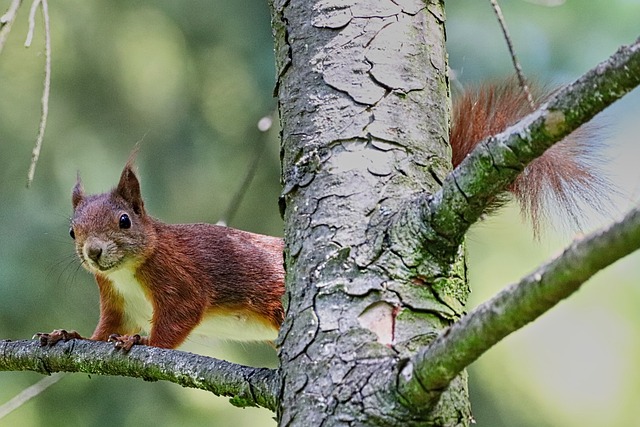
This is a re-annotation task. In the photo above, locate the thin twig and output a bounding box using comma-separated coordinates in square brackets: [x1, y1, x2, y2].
[0, 0, 21, 24]
[0, 0, 23, 54]
[0, 373, 64, 419]
[25, 0, 51, 188]
[219, 114, 274, 226]
[24, 0, 38, 46]
[0, 6, 55, 413]
[489, 0, 536, 109]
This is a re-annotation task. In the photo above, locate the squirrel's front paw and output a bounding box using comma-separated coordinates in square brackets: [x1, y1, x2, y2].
[34, 329, 83, 346]
[108, 334, 145, 351]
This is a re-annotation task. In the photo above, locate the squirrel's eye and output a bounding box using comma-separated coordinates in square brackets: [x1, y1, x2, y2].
[119, 213, 132, 229]
[69, 227, 75, 240]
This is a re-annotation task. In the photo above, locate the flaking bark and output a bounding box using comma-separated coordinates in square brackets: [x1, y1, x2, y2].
[272, 0, 471, 424]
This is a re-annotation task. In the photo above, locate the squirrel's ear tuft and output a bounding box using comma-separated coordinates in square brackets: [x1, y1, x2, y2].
[115, 158, 145, 216]
[72, 172, 84, 209]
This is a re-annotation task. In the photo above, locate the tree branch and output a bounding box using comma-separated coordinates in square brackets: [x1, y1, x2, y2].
[397, 198, 640, 408]
[0, 339, 279, 411]
[427, 37, 640, 258]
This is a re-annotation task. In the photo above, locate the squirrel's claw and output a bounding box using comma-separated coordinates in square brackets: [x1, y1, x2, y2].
[34, 329, 83, 346]
[108, 333, 143, 352]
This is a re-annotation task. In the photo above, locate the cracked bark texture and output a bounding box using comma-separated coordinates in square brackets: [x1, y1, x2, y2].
[271, 0, 470, 425]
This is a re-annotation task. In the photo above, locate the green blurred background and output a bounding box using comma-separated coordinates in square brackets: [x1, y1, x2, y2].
[0, 0, 639, 426]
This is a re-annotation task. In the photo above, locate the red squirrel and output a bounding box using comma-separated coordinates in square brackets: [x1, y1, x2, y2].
[38, 159, 285, 350]
[36, 80, 605, 351]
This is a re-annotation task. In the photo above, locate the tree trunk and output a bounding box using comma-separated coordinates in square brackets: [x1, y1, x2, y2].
[2, 2, 640, 425]
[271, 0, 471, 424]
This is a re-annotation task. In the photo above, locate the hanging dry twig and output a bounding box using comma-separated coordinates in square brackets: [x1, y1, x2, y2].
[0, 0, 55, 415]
[25, 0, 51, 188]
[489, 0, 536, 110]
[0, 0, 22, 54]
[219, 113, 275, 226]
[0, 373, 64, 420]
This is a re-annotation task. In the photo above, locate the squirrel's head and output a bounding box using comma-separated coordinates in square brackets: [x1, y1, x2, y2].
[70, 160, 155, 274]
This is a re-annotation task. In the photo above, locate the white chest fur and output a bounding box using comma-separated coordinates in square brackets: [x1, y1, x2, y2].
[103, 268, 278, 343]
[104, 267, 153, 333]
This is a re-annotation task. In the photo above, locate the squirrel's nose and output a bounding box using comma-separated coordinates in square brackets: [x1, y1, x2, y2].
[83, 239, 106, 264]
[86, 245, 103, 262]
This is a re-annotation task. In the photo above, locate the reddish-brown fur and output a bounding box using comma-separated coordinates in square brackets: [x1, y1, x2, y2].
[451, 80, 608, 235]
[48, 159, 285, 350]
[130, 222, 284, 348]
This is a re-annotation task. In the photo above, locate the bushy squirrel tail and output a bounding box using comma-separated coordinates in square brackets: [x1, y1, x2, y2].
[450, 80, 611, 236]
